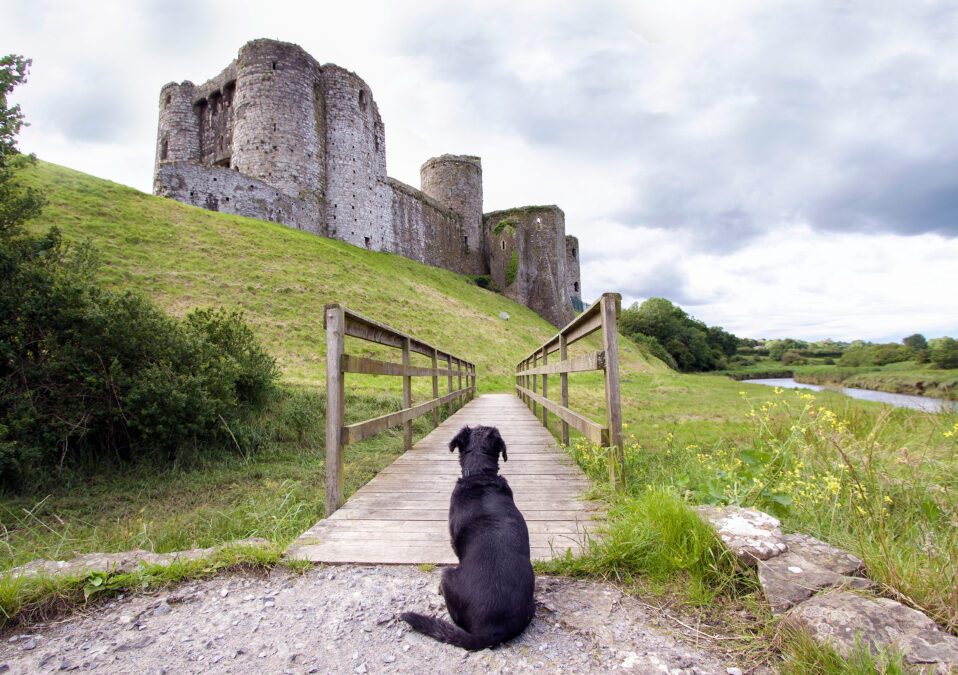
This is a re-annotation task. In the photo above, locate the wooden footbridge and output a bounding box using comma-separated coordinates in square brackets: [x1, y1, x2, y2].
[287, 295, 623, 565]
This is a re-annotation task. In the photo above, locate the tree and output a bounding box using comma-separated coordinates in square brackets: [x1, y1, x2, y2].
[903, 333, 928, 351]
[929, 337, 958, 369]
[0, 55, 43, 235]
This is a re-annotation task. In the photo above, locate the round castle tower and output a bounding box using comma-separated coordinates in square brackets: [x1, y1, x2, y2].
[231, 40, 324, 200]
[154, 81, 200, 190]
[420, 155, 485, 274]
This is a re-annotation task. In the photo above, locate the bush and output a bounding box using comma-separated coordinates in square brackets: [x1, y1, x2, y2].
[0, 233, 280, 490]
[930, 337, 958, 369]
[628, 333, 678, 370]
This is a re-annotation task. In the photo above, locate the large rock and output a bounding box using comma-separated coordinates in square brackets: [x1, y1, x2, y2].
[757, 533, 871, 613]
[757, 548, 873, 614]
[4, 538, 270, 581]
[693, 505, 788, 565]
[785, 592, 958, 674]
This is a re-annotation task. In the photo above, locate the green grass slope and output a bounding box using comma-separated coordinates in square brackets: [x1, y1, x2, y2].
[20, 161, 661, 389]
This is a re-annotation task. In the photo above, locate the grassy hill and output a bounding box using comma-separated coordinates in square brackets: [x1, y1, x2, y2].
[19, 161, 661, 390]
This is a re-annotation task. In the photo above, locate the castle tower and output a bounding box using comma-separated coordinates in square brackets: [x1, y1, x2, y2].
[483, 206, 574, 327]
[320, 65, 391, 250]
[420, 155, 485, 274]
[231, 40, 325, 208]
[153, 81, 200, 191]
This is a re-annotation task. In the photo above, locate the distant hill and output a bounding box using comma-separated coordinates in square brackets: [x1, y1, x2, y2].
[20, 161, 665, 389]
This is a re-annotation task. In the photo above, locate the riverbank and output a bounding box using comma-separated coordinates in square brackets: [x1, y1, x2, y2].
[716, 363, 958, 400]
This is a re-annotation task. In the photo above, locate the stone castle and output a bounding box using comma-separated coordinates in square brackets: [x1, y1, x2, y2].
[153, 39, 581, 326]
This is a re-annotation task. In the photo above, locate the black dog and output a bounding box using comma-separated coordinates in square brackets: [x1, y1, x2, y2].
[400, 425, 535, 650]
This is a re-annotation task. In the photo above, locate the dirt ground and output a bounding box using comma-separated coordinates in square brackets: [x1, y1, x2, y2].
[0, 564, 754, 674]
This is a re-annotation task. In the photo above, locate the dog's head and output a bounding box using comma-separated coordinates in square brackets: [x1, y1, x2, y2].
[448, 425, 507, 477]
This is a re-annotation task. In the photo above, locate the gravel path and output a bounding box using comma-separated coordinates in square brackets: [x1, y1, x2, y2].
[0, 566, 747, 674]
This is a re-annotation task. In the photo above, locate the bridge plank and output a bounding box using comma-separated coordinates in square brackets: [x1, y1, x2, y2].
[288, 394, 603, 564]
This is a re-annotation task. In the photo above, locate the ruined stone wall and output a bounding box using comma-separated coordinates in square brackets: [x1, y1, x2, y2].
[321, 65, 391, 251]
[566, 235, 582, 304]
[154, 82, 200, 190]
[387, 178, 472, 272]
[420, 155, 485, 274]
[484, 206, 574, 327]
[155, 163, 320, 233]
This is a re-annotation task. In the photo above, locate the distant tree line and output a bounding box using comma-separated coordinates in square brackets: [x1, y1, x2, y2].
[619, 298, 740, 372]
[760, 333, 958, 369]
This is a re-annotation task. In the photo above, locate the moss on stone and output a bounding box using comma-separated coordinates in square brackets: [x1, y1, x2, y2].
[505, 249, 519, 286]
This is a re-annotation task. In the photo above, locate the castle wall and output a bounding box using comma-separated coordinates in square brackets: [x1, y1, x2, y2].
[484, 206, 574, 327]
[420, 155, 485, 274]
[387, 178, 472, 272]
[155, 162, 320, 233]
[566, 235, 582, 304]
[154, 82, 200, 191]
[321, 65, 391, 251]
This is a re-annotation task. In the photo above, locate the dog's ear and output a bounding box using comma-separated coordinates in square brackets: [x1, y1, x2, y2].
[490, 428, 508, 462]
[449, 426, 471, 453]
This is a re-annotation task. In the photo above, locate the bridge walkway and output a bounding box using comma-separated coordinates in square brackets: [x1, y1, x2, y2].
[287, 394, 601, 564]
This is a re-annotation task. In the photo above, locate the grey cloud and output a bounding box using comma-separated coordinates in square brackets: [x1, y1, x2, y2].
[33, 73, 137, 143]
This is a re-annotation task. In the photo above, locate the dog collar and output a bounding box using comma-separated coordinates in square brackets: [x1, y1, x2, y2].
[462, 468, 497, 478]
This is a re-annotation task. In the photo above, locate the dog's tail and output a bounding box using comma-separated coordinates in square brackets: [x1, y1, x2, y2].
[399, 611, 488, 651]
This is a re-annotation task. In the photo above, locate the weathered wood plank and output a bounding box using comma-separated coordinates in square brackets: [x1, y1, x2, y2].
[515, 385, 607, 445]
[290, 394, 604, 564]
[340, 354, 460, 378]
[343, 388, 474, 444]
[516, 350, 605, 377]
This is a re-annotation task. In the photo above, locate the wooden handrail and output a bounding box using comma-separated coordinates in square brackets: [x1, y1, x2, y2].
[324, 303, 476, 515]
[515, 292, 624, 488]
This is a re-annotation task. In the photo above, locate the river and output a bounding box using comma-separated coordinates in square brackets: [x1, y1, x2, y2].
[743, 378, 958, 413]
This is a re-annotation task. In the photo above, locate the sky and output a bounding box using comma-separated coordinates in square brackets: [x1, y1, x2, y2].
[4, 0, 957, 342]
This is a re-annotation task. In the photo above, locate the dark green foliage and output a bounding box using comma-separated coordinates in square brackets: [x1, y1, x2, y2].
[780, 349, 805, 366]
[0, 55, 44, 236]
[628, 333, 678, 370]
[839, 342, 913, 367]
[618, 298, 738, 372]
[930, 337, 958, 369]
[903, 333, 927, 351]
[505, 248, 518, 286]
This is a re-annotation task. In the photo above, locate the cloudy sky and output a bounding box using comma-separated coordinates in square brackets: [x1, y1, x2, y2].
[5, 0, 957, 341]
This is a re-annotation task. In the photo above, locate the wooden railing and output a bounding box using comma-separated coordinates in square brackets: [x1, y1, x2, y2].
[324, 304, 476, 515]
[515, 292, 624, 487]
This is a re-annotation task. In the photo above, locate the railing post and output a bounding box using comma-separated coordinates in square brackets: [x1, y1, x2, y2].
[324, 304, 346, 516]
[541, 348, 549, 428]
[402, 336, 412, 451]
[431, 348, 440, 428]
[447, 354, 455, 415]
[600, 293, 624, 488]
[560, 333, 569, 446]
[531, 352, 539, 418]
[457, 357, 463, 408]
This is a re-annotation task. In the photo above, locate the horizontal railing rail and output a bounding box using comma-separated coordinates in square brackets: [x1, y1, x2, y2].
[324, 303, 476, 515]
[515, 292, 624, 487]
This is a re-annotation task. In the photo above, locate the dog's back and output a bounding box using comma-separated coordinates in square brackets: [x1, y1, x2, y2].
[400, 426, 535, 650]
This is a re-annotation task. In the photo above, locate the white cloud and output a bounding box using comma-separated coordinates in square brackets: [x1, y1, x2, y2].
[5, 0, 957, 341]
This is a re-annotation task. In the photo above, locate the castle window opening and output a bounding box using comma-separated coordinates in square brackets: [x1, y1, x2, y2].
[463, 235, 468, 248]
[500, 240, 506, 250]
[573, 282, 579, 293]
[272, 61, 277, 70]
[571, 247, 576, 260]
[160, 138, 169, 161]
[364, 236, 371, 248]
[358, 89, 367, 110]
[165, 94, 171, 106]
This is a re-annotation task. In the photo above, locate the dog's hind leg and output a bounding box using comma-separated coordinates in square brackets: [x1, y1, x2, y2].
[439, 567, 467, 628]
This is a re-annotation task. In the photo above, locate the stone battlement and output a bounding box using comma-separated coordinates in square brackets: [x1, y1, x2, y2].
[154, 39, 580, 327]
